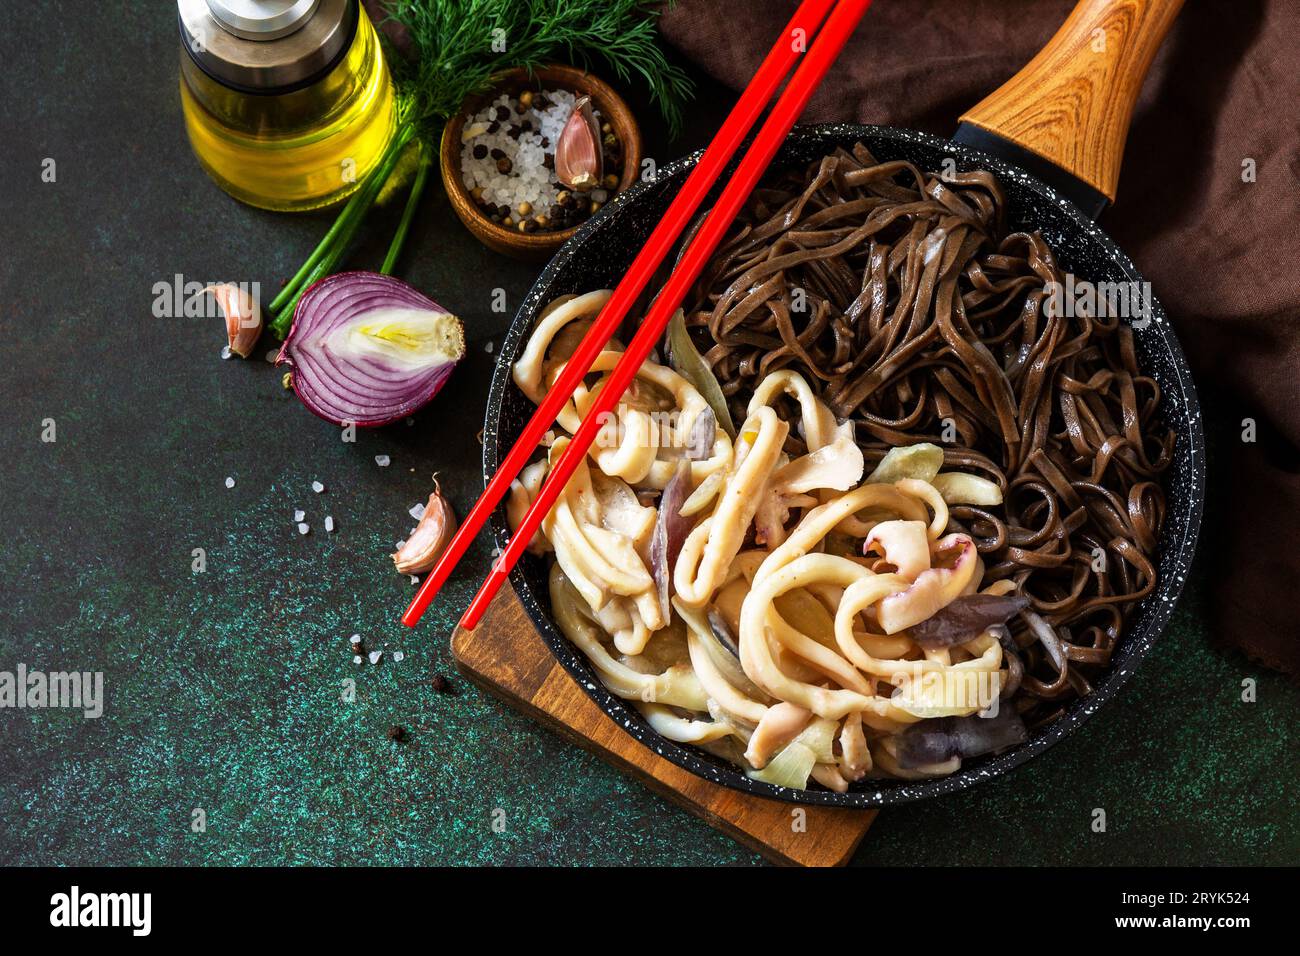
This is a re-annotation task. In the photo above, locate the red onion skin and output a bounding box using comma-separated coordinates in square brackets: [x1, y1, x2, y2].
[277, 271, 463, 427]
[651, 463, 693, 615]
[906, 593, 1031, 649]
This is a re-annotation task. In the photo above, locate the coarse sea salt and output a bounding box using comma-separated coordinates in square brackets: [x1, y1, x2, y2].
[297, 522, 310, 535]
[294, 509, 305, 522]
[324, 515, 334, 532]
[459, 89, 605, 226]
[311, 480, 325, 493]
[375, 455, 391, 467]
[224, 476, 235, 489]
[409, 502, 426, 521]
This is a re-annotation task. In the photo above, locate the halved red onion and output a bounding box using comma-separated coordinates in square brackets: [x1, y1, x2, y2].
[906, 593, 1030, 649]
[277, 271, 465, 427]
[894, 708, 1029, 768]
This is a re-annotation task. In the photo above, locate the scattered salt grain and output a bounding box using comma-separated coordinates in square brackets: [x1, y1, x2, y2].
[311, 480, 325, 493]
[264, 348, 278, 363]
[297, 522, 310, 535]
[368, 650, 383, 665]
[396, 540, 405, 550]
[324, 515, 334, 532]
[353, 655, 363, 665]
[220, 345, 232, 360]
[375, 455, 391, 467]
[485, 340, 495, 354]
[392, 651, 405, 663]
[294, 509, 305, 522]
[409, 575, 419, 586]
[224, 476, 235, 489]
[409, 502, 426, 521]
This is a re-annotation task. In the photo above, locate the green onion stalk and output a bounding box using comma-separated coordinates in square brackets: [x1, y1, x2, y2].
[266, 0, 693, 340]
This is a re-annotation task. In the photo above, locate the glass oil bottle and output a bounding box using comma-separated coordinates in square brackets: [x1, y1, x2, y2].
[178, 0, 396, 212]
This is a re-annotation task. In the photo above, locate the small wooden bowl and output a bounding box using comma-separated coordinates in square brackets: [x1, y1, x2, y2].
[440, 64, 643, 262]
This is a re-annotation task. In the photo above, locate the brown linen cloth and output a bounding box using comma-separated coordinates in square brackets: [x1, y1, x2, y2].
[658, 0, 1300, 676]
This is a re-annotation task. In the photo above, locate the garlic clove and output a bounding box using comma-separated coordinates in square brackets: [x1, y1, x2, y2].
[554, 95, 603, 192]
[204, 283, 263, 359]
[392, 482, 458, 574]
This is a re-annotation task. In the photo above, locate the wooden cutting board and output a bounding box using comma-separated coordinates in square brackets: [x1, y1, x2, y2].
[451, 585, 875, 866]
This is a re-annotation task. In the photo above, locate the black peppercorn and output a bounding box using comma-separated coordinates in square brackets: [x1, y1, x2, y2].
[386, 725, 409, 743]
[472, 144, 487, 160]
[431, 674, 450, 693]
[494, 106, 510, 121]
[495, 157, 513, 175]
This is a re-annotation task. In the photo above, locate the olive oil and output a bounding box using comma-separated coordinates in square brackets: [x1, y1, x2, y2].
[178, 0, 396, 212]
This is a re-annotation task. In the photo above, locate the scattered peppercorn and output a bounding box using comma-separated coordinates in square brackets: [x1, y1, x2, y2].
[495, 157, 513, 175]
[431, 674, 450, 693]
[472, 144, 487, 160]
[386, 725, 409, 743]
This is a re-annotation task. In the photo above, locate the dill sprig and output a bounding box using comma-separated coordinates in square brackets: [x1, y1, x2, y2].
[383, 0, 693, 139]
[267, 0, 692, 337]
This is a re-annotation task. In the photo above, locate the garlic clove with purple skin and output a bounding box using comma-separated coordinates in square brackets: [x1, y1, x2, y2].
[554, 95, 603, 192]
[203, 283, 263, 358]
[392, 482, 458, 574]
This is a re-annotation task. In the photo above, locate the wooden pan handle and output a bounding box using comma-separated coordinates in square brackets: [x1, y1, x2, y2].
[959, 0, 1182, 202]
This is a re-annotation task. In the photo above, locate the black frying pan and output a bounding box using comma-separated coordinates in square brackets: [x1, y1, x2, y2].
[482, 0, 1204, 807]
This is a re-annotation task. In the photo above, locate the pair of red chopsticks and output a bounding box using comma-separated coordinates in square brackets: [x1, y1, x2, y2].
[404, 0, 872, 631]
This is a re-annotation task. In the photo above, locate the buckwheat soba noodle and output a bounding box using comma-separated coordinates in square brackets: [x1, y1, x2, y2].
[508, 144, 1173, 791]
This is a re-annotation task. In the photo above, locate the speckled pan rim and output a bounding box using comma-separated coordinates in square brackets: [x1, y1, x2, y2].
[483, 123, 1206, 808]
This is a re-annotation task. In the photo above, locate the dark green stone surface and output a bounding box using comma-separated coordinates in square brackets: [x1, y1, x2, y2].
[0, 3, 1294, 867]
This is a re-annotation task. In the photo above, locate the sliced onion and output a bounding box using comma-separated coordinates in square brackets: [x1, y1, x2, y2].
[684, 406, 717, 460]
[894, 708, 1029, 768]
[1022, 608, 1068, 672]
[650, 462, 693, 616]
[277, 271, 465, 427]
[931, 471, 1003, 505]
[906, 593, 1030, 649]
[866, 442, 944, 483]
[706, 608, 741, 659]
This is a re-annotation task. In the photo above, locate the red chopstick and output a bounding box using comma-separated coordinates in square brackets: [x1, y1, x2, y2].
[402, 0, 840, 629]
[458, 0, 871, 630]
